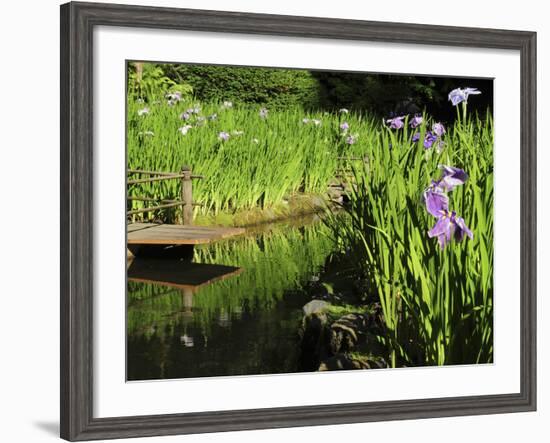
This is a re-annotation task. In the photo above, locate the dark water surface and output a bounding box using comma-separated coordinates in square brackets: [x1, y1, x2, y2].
[127, 216, 337, 381]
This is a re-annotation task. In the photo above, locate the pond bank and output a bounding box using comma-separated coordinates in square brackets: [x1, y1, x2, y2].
[193, 193, 331, 228]
[299, 300, 388, 371]
[127, 211, 382, 380]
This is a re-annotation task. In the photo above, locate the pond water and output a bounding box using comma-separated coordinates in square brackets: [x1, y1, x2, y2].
[127, 215, 341, 381]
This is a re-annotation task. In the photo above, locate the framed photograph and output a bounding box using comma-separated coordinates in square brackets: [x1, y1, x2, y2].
[60, 1, 537, 441]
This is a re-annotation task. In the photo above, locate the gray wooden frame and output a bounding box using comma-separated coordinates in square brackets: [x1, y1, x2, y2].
[60, 1, 537, 441]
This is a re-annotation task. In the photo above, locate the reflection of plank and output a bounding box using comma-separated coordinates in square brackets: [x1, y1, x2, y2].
[128, 259, 243, 292]
[127, 223, 245, 245]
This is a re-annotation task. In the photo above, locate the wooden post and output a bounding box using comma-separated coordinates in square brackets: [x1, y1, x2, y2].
[182, 288, 194, 312]
[181, 165, 193, 225]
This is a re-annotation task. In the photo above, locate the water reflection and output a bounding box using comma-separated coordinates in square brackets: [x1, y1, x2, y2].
[127, 215, 336, 381]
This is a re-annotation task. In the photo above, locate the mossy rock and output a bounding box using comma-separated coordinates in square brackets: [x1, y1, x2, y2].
[329, 313, 369, 354]
[318, 354, 370, 371]
[318, 353, 388, 371]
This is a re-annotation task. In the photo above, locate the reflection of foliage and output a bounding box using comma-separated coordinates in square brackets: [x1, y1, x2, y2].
[128, 62, 193, 102]
[127, 220, 335, 338]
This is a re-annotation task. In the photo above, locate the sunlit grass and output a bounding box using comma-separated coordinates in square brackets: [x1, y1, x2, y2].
[127, 92, 494, 368]
[325, 112, 493, 366]
[127, 99, 374, 220]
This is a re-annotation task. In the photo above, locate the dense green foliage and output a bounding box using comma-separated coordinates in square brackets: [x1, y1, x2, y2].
[128, 62, 193, 102]
[165, 64, 320, 109]
[326, 111, 493, 366]
[313, 72, 444, 114]
[127, 98, 373, 219]
[127, 64, 494, 369]
[129, 63, 493, 116]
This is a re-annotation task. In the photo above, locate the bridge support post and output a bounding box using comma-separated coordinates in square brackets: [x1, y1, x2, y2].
[181, 165, 193, 225]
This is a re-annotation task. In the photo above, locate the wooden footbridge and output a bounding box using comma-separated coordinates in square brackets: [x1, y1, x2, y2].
[127, 166, 244, 257]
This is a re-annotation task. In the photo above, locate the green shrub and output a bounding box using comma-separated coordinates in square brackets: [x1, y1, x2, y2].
[129, 63, 492, 118]
[312, 72, 439, 114]
[128, 62, 193, 102]
[164, 64, 320, 109]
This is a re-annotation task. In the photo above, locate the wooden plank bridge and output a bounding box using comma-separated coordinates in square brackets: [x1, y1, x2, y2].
[128, 223, 244, 246]
[127, 166, 244, 257]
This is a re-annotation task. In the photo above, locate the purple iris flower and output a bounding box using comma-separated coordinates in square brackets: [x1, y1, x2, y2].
[448, 88, 465, 106]
[218, 131, 230, 141]
[180, 112, 191, 121]
[340, 122, 350, 131]
[165, 92, 182, 105]
[183, 107, 198, 116]
[346, 135, 357, 145]
[410, 115, 423, 128]
[448, 87, 481, 106]
[439, 165, 468, 191]
[412, 132, 421, 143]
[424, 131, 438, 149]
[432, 122, 446, 137]
[464, 87, 481, 96]
[166, 91, 181, 101]
[386, 116, 405, 129]
[259, 108, 269, 119]
[428, 210, 473, 249]
[424, 180, 449, 217]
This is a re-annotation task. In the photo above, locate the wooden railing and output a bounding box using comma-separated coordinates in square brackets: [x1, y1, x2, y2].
[127, 165, 203, 225]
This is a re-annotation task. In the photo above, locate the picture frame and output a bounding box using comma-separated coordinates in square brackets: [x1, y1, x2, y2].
[60, 1, 537, 441]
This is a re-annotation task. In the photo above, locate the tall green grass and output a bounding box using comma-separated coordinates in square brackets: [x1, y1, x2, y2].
[127, 89, 494, 368]
[127, 98, 375, 219]
[326, 112, 493, 366]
